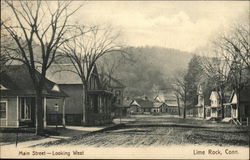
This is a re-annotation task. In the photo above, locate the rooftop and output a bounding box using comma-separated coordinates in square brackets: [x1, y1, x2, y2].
[0, 64, 67, 97]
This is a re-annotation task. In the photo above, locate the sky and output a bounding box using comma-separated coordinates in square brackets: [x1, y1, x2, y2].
[71, 1, 249, 52]
[2, 1, 249, 53]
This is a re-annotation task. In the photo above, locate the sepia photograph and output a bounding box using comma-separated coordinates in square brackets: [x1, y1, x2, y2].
[0, 0, 249, 159]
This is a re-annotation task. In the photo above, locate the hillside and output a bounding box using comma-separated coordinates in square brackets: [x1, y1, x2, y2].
[99, 46, 193, 99]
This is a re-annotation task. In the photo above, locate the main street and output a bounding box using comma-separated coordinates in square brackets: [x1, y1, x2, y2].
[39, 115, 249, 147]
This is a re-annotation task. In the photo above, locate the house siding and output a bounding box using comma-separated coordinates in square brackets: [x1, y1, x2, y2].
[128, 105, 143, 114]
[46, 84, 83, 125]
[0, 97, 18, 127]
[165, 106, 179, 115]
[46, 84, 113, 126]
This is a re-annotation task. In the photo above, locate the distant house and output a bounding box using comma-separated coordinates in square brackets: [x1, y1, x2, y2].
[152, 102, 168, 114]
[0, 65, 67, 128]
[46, 64, 113, 126]
[103, 75, 127, 117]
[128, 97, 154, 114]
[154, 94, 165, 103]
[208, 91, 222, 118]
[207, 90, 233, 120]
[164, 91, 180, 115]
[224, 88, 250, 123]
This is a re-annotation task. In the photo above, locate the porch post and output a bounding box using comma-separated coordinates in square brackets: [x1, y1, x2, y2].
[16, 96, 19, 127]
[43, 97, 47, 128]
[62, 98, 66, 127]
[231, 105, 233, 119]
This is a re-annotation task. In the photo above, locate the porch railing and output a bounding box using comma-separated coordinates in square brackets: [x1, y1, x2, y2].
[233, 117, 249, 126]
[240, 117, 249, 126]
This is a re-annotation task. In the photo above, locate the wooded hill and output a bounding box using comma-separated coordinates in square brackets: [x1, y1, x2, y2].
[99, 46, 193, 99]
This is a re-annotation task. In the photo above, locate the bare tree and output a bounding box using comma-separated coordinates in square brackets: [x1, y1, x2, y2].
[1, 0, 82, 135]
[173, 92, 181, 117]
[0, 16, 16, 71]
[172, 69, 188, 118]
[218, 24, 250, 69]
[200, 53, 231, 118]
[200, 23, 249, 119]
[97, 49, 131, 89]
[60, 26, 123, 125]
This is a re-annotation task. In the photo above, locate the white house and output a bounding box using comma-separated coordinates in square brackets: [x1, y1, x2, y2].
[209, 91, 222, 118]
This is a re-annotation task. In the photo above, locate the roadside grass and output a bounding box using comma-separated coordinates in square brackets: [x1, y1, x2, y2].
[0, 127, 65, 145]
[0, 132, 43, 145]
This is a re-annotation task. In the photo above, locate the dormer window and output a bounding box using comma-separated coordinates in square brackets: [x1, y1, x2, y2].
[52, 84, 60, 92]
[0, 84, 8, 90]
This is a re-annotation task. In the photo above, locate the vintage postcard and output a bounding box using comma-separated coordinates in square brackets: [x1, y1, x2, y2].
[0, 0, 249, 159]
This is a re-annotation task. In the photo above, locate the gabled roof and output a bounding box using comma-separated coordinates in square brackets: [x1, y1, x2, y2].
[153, 102, 165, 108]
[46, 64, 82, 84]
[123, 97, 133, 107]
[0, 64, 67, 97]
[154, 94, 165, 103]
[209, 90, 232, 103]
[46, 64, 103, 90]
[229, 87, 250, 103]
[131, 98, 154, 108]
[209, 91, 221, 100]
[165, 102, 178, 107]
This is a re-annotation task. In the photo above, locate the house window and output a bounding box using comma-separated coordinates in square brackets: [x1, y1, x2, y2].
[0, 101, 7, 119]
[20, 98, 31, 120]
[115, 90, 121, 96]
[99, 96, 103, 113]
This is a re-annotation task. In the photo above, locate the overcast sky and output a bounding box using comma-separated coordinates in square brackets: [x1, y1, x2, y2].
[71, 1, 248, 52]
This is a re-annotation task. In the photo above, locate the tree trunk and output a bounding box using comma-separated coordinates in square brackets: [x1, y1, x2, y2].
[183, 103, 186, 119]
[236, 88, 241, 119]
[177, 96, 181, 117]
[82, 84, 86, 125]
[220, 86, 225, 119]
[35, 90, 44, 135]
[82, 84, 88, 125]
[183, 91, 187, 119]
[204, 105, 206, 119]
[237, 70, 242, 120]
